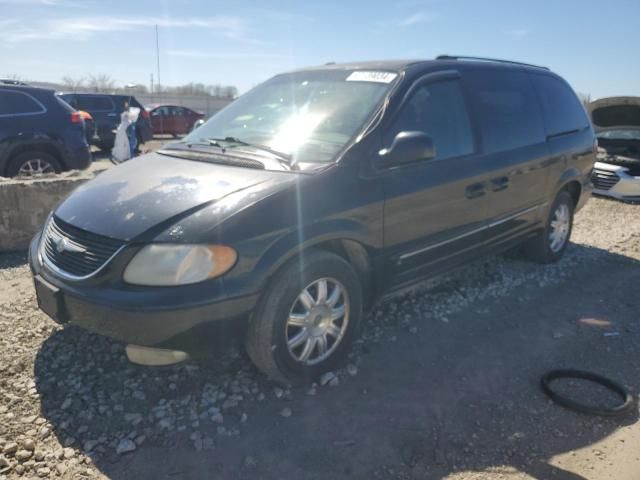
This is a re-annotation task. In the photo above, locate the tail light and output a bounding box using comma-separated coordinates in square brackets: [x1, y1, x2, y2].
[78, 110, 93, 121]
[70, 111, 83, 124]
[141, 109, 150, 119]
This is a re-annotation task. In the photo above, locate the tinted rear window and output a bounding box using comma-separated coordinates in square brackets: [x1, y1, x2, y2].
[0, 90, 45, 115]
[530, 74, 589, 136]
[76, 96, 114, 111]
[466, 70, 545, 154]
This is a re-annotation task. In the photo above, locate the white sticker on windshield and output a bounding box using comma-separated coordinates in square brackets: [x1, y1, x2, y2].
[346, 71, 398, 84]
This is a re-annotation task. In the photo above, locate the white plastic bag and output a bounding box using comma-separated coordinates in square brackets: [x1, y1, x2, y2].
[111, 107, 141, 163]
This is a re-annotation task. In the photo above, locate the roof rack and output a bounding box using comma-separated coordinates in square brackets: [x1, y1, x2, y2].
[436, 55, 549, 70]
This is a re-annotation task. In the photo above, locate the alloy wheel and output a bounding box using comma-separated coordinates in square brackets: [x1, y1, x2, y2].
[286, 277, 350, 365]
[17, 158, 55, 177]
[549, 203, 570, 252]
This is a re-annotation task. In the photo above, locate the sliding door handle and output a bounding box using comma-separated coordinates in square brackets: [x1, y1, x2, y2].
[465, 182, 486, 199]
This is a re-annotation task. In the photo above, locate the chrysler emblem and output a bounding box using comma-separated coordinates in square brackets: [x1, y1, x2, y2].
[55, 237, 86, 254]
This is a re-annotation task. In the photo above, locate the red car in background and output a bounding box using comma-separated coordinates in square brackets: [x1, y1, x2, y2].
[147, 104, 205, 137]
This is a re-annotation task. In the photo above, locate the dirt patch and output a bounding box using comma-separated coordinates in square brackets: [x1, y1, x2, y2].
[0, 197, 638, 479]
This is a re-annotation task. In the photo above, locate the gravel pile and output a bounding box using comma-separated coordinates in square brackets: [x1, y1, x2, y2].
[0, 196, 637, 478]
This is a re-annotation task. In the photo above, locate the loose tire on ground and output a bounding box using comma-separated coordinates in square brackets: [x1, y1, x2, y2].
[541, 369, 635, 417]
[6, 151, 61, 177]
[524, 190, 574, 264]
[246, 249, 362, 384]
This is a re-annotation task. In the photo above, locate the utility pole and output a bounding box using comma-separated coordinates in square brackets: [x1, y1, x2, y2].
[155, 25, 161, 96]
[150, 73, 154, 95]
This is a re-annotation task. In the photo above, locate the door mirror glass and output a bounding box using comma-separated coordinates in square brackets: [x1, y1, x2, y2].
[378, 131, 435, 166]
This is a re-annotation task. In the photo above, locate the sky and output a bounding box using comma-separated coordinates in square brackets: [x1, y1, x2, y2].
[1, 0, 639, 99]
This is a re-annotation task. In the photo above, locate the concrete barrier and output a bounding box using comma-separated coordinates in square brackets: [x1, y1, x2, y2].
[0, 171, 95, 252]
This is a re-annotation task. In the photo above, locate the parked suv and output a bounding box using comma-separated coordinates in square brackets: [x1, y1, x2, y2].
[0, 85, 91, 177]
[57, 93, 152, 151]
[30, 57, 595, 382]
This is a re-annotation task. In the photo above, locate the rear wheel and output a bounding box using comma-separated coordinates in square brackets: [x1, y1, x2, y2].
[6, 151, 61, 178]
[523, 190, 574, 263]
[246, 249, 362, 383]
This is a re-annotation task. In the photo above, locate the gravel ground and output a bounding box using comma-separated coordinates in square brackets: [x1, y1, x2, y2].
[0, 196, 639, 480]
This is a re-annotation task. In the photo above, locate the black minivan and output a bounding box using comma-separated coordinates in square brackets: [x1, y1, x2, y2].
[30, 57, 595, 382]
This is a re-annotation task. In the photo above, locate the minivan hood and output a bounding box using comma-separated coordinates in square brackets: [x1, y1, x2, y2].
[55, 153, 283, 240]
[590, 96, 640, 130]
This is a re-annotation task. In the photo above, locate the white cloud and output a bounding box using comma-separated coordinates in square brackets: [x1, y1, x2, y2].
[399, 12, 435, 26]
[0, 15, 255, 43]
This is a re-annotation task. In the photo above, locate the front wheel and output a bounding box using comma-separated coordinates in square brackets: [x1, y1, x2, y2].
[246, 249, 362, 383]
[523, 190, 574, 263]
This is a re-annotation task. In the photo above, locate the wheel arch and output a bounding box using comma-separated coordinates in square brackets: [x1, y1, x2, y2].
[6, 142, 66, 175]
[555, 167, 583, 207]
[255, 232, 378, 312]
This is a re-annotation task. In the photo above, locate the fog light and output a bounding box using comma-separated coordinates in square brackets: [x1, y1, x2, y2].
[125, 344, 189, 366]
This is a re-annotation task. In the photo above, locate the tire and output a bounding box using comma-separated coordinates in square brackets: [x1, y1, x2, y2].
[541, 369, 635, 417]
[6, 151, 61, 178]
[523, 190, 574, 263]
[246, 249, 363, 383]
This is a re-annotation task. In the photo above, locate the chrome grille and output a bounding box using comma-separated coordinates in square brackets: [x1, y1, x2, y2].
[41, 216, 124, 278]
[591, 168, 620, 191]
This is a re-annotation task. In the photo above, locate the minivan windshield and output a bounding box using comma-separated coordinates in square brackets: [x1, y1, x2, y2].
[182, 69, 397, 164]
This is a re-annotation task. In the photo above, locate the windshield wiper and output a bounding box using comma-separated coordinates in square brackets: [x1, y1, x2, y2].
[205, 137, 294, 165]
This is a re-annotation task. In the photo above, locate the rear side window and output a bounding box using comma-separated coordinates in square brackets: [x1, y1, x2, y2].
[466, 70, 545, 154]
[129, 98, 143, 109]
[152, 106, 170, 116]
[76, 96, 114, 111]
[0, 90, 45, 115]
[56, 96, 75, 112]
[59, 94, 78, 109]
[531, 74, 589, 136]
[387, 80, 474, 161]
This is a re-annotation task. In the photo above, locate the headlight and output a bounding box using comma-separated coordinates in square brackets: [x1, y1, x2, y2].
[123, 244, 237, 286]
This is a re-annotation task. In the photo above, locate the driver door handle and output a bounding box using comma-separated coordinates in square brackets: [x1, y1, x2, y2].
[490, 176, 510, 192]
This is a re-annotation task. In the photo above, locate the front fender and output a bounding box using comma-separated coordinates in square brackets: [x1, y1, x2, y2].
[251, 217, 378, 285]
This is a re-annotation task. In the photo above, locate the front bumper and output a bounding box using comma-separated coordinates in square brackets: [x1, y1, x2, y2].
[592, 161, 640, 201]
[29, 234, 258, 349]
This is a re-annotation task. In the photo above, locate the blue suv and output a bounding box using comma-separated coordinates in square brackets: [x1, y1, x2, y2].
[0, 85, 91, 177]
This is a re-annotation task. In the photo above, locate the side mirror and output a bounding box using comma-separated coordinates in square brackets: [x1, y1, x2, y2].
[191, 119, 205, 132]
[378, 131, 435, 166]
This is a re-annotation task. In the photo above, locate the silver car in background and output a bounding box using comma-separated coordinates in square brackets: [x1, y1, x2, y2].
[590, 96, 640, 201]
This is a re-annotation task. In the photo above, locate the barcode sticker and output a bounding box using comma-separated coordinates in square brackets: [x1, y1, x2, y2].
[346, 71, 398, 83]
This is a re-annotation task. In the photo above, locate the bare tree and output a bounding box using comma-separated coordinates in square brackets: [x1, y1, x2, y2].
[61, 76, 85, 91]
[87, 74, 115, 93]
[577, 92, 592, 110]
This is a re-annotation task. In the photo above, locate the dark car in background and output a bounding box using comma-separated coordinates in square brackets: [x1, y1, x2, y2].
[147, 104, 205, 137]
[30, 57, 595, 382]
[0, 85, 91, 177]
[58, 93, 152, 152]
